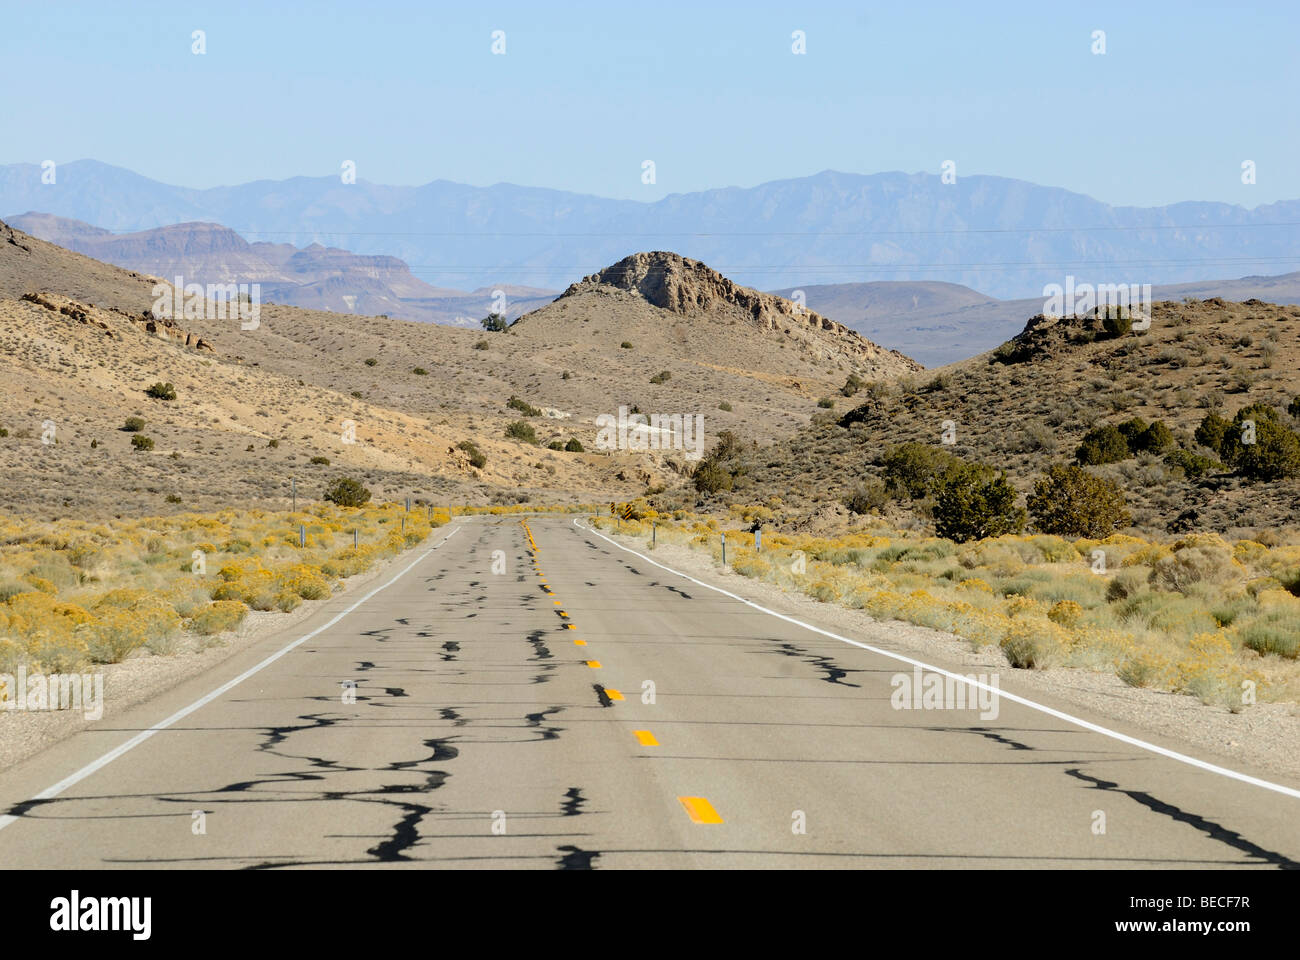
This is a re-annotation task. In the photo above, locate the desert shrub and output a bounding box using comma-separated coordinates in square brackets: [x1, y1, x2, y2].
[84, 594, 180, 663]
[649, 370, 672, 384]
[1102, 311, 1133, 337]
[1028, 464, 1131, 538]
[881, 443, 962, 499]
[190, 600, 248, 635]
[122, 416, 145, 432]
[323, 477, 371, 507]
[267, 438, 280, 448]
[620, 341, 633, 349]
[932, 463, 1026, 543]
[1236, 418, 1300, 481]
[145, 382, 176, 400]
[1289, 396, 1300, 419]
[505, 421, 538, 443]
[1149, 536, 1241, 593]
[564, 438, 584, 453]
[481, 313, 508, 332]
[1163, 448, 1220, 478]
[507, 396, 541, 417]
[547, 439, 564, 450]
[1240, 612, 1300, 658]
[817, 397, 834, 408]
[309, 456, 330, 465]
[1194, 412, 1231, 455]
[131, 435, 155, 451]
[718, 401, 732, 411]
[1076, 424, 1129, 465]
[844, 479, 888, 515]
[364, 357, 378, 366]
[413, 367, 428, 376]
[458, 439, 487, 468]
[1218, 404, 1281, 465]
[473, 340, 489, 350]
[990, 340, 1032, 365]
[841, 373, 866, 397]
[693, 461, 734, 494]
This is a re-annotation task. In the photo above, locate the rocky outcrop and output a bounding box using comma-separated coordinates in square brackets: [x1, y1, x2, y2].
[561, 251, 923, 373]
[20, 292, 214, 352]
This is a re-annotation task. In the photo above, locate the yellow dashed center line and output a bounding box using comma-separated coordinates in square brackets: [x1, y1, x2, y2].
[586, 660, 601, 669]
[678, 796, 723, 824]
[605, 688, 624, 701]
[574, 639, 587, 646]
[633, 730, 658, 746]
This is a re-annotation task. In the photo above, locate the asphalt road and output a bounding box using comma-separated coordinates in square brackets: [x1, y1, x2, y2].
[1, 516, 1297, 869]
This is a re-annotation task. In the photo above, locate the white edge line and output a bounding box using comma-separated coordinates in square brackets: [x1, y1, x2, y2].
[0, 525, 463, 833]
[575, 518, 1300, 801]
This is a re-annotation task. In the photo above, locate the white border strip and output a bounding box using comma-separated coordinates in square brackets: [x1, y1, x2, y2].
[575, 519, 1300, 801]
[0, 526, 462, 834]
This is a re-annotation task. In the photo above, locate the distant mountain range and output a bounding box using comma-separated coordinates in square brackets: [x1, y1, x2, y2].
[4, 160, 1298, 299]
[11, 210, 1300, 366]
[6, 212, 556, 327]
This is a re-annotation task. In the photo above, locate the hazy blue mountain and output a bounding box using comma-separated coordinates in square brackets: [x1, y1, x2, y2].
[3, 160, 1298, 297]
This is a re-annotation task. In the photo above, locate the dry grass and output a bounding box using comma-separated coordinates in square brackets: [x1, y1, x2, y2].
[0, 504, 446, 699]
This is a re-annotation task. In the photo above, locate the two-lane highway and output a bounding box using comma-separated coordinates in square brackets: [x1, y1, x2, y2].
[0, 516, 1297, 868]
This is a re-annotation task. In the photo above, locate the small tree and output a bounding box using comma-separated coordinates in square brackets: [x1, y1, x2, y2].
[130, 435, 155, 451]
[145, 382, 176, 400]
[933, 463, 1026, 543]
[481, 313, 509, 332]
[1236, 418, 1300, 481]
[1028, 464, 1131, 537]
[505, 421, 537, 443]
[323, 476, 371, 507]
[458, 440, 487, 468]
[1194, 412, 1231, 456]
[564, 438, 584, 453]
[1075, 424, 1129, 465]
[693, 460, 733, 494]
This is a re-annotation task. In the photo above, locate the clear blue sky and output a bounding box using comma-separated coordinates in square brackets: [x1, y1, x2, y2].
[2, 0, 1295, 207]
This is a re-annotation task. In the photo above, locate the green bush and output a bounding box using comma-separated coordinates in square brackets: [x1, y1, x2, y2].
[458, 439, 487, 468]
[1102, 311, 1133, 337]
[881, 443, 963, 499]
[1134, 420, 1174, 453]
[547, 439, 564, 450]
[620, 341, 633, 349]
[1076, 424, 1129, 465]
[1236, 417, 1300, 481]
[323, 476, 371, 507]
[817, 397, 834, 409]
[474, 340, 490, 350]
[1194, 412, 1231, 455]
[505, 421, 537, 443]
[564, 438, 584, 453]
[1027, 463, 1131, 538]
[413, 367, 428, 376]
[131, 435, 155, 451]
[1163, 448, 1221, 478]
[481, 313, 508, 332]
[649, 370, 672, 384]
[718, 401, 732, 412]
[844, 479, 888, 515]
[122, 416, 145, 432]
[145, 382, 176, 400]
[310, 456, 330, 465]
[507, 396, 541, 417]
[932, 463, 1026, 543]
[693, 461, 733, 494]
[364, 357, 378, 366]
[841, 373, 866, 397]
[1289, 396, 1300, 419]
